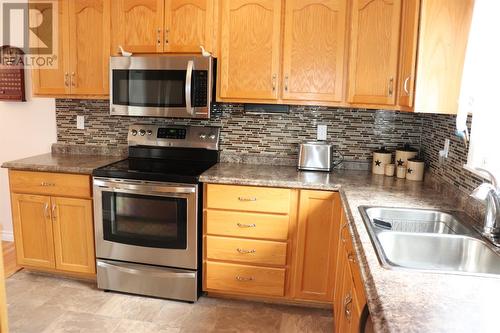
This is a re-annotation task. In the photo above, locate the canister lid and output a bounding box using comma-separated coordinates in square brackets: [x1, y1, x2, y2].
[408, 157, 425, 163]
[396, 143, 418, 152]
[373, 146, 392, 154]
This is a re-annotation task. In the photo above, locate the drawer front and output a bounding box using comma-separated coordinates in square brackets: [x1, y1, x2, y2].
[206, 184, 291, 214]
[205, 261, 285, 297]
[343, 225, 366, 307]
[206, 236, 287, 266]
[9, 170, 91, 198]
[205, 210, 289, 241]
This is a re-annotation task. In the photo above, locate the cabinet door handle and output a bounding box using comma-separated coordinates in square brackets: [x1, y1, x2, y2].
[341, 223, 348, 243]
[388, 77, 394, 96]
[344, 292, 353, 320]
[272, 74, 277, 92]
[71, 72, 76, 87]
[348, 252, 356, 263]
[157, 28, 161, 46]
[64, 72, 69, 87]
[44, 203, 50, 219]
[165, 28, 169, 45]
[238, 196, 257, 202]
[236, 223, 256, 228]
[403, 75, 411, 95]
[236, 248, 256, 254]
[284, 75, 289, 92]
[235, 276, 254, 282]
[51, 204, 57, 220]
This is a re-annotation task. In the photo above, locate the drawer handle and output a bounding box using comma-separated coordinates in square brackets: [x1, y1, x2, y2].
[348, 253, 356, 263]
[236, 248, 256, 254]
[41, 182, 56, 187]
[235, 276, 254, 282]
[341, 223, 348, 243]
[238, 196, 257, 202]
[237, 223, 256, 228]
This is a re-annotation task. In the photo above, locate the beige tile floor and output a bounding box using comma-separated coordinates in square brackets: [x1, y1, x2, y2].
[6, 271, 333, 333]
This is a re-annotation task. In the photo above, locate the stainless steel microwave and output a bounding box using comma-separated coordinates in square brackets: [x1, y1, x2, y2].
[110, 55, 214, 119]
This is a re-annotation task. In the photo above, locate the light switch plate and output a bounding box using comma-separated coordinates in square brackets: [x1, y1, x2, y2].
[317, 125, 327, 141]
[76, 115, 85, 130]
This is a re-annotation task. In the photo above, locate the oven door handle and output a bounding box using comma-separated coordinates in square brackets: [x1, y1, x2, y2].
[97, 260, 196, 279]
[185, 60, 195, 116]
[93, 179, 196, 194]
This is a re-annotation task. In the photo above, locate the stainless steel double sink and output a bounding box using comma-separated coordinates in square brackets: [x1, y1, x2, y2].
[359, 207, 500, 276]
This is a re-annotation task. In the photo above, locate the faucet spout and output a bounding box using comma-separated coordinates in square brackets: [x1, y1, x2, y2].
[470, 169, 500, 242]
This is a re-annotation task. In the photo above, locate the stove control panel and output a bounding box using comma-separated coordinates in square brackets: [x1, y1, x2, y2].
[128, 124, 220, 150]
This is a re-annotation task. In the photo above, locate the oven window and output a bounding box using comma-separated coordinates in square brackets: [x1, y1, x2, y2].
[112, 69, 186, 107]
[102, 192, 187, 249]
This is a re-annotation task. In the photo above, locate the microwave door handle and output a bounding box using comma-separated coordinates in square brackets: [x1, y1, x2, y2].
[185, 60, 195, 116]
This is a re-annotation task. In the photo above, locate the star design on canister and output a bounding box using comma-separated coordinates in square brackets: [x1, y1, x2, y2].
[375, 160, 382, 166]
[397, 159, 404, 166]
[408, 168, 413, 174]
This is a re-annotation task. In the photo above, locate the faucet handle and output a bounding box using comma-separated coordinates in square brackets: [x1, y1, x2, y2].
[475, 168, 499, 190]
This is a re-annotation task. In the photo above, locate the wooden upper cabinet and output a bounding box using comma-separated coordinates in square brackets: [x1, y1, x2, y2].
[11, 194, 55, 269]
[282, 0, 347, 102]
[164, 0, 213, 53]
[397, 0, 420, 108]
[111, 0, 164, 54]
[414, 0, 474, 114]
[219, 0, 282, 100]
[292, 190, 340, 302]
[31, 0, 70, 95]
[52, 197, 95, 274]
[347, 0, 402, 105]
[68, 0, 110, 95]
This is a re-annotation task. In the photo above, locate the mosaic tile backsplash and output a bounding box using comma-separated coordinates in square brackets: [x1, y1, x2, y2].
[55, 99, 485, 194]
[56, 99, 423, 163]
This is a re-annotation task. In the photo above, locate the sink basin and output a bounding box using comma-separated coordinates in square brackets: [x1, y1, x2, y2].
[378, 232, 500, 275]
[362, 207, 475, 235]
[359, 206, 500, 276]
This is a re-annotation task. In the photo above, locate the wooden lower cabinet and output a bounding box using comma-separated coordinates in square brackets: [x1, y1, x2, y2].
[11, 194, 55, 269]
[52, 197, 95, 274]
[9, 171, 96, 277]
[292, 190, 340, 302]
[334, 209, 367, 333]
[203, 184, 343, 305]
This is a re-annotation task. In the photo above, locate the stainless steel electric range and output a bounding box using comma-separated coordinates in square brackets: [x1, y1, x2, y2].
[92, 124, 220, 302]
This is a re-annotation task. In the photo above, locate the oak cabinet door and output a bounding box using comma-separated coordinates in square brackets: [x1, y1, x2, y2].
[11, 194, 55, 269]
[164, 0, 213, 53]
[219, 0, 282, 100]
[347, 0, 402, 105]
[51, 197, 95, 274]
[292, 190, 340, 302]
[397, 0, 420, 108]
[111, 0, 165, 54]
[414, 0, 474, 114]
[282, 0, 347, 102]
[67, 0, 110, 95]
[31, 0, 70, 95]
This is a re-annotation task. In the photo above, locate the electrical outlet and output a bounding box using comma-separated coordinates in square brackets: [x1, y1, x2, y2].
[317, 125, 327, 141]
[76, 115, 85, 130]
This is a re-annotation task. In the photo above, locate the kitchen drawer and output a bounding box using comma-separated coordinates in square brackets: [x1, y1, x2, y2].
[205, 261, 285, 297]
[9, 170, 92, 198]
[206, 236, 287, 266]
[205, 210, 289, 241]
[206, 184, 291, 214]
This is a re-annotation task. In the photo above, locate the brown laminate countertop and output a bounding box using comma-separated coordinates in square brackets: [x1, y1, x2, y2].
[1, 153, 123, 175]
[200, 163, 499, 333]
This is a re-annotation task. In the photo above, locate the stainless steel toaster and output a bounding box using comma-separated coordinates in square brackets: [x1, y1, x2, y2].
[298, 141, 334, 172]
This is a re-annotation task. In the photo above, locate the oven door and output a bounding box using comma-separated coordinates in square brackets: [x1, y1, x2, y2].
[110, 55, 212, 119]
[93, 178, 198, 270]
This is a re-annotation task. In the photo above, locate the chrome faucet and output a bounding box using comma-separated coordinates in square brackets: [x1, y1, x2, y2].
[470, 169, 500, 246]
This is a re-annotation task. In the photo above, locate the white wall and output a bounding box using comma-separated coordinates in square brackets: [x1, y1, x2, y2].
[0, 0, 57, 240]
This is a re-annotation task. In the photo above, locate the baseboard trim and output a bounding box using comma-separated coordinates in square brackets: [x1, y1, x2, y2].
[1, 230, 14, 242]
